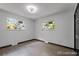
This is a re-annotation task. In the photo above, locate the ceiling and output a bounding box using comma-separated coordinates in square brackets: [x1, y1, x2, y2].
[0, 3, 77, 20]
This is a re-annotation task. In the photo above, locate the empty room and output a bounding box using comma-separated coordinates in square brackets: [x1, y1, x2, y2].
[0, 3, 77, 56]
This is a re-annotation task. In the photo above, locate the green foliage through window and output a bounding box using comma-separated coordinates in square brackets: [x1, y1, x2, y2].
[42, 21, 56, 31]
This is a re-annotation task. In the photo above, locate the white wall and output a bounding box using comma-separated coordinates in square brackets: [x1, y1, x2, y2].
[35, 11, 74, 48]
[0, 7, 75, 48]
[0, 9, 35, 47]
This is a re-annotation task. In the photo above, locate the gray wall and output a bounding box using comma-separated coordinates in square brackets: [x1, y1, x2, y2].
[0, 9, 35, 47]
[35, 11, 74, 48]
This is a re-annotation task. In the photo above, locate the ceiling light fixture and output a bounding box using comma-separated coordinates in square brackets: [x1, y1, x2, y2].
[26, 5, 38, 13]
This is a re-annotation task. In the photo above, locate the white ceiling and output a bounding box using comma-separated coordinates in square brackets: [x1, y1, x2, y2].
[0, 3, 76, 20]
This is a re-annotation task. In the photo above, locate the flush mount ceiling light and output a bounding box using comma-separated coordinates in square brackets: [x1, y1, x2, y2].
[26, 5, 38, 13]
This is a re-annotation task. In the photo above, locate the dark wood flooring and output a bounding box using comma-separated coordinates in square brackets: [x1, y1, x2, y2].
[0, 40, 76, 56]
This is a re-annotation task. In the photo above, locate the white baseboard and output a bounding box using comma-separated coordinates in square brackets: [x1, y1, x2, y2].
[44, 41, 49, 43]
[11, 42, 18, 46]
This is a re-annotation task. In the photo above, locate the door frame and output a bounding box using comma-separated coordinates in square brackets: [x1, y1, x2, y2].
[74, 3, 79, 52]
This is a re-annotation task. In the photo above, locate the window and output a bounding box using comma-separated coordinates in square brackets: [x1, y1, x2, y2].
[6, 18, 25, 30]
[42, 21, 56, 31]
